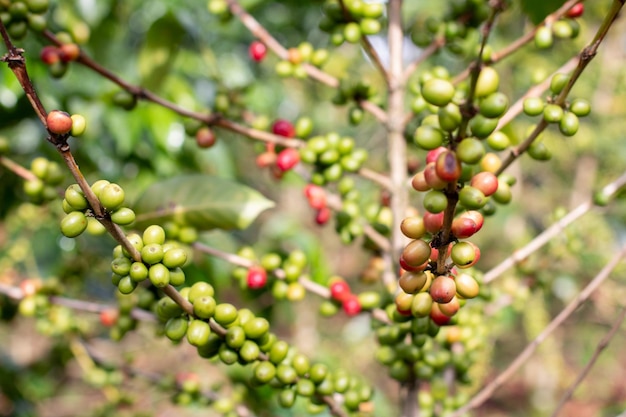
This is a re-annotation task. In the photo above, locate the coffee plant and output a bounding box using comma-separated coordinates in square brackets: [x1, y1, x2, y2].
[2, 0, 626, 416]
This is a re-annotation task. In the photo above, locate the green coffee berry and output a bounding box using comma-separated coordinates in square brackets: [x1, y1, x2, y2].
[186, 319, 212, 347]
[60, 211, 88, 237]
[148, 263, 170, 288]
[193, 296, 216, 319]
[169, 267, 186, 286]
[99, 183, 125, 211]
[165, 317, 189, 341]
[111, 207, 136, 225]
[141, 243, 164, 265]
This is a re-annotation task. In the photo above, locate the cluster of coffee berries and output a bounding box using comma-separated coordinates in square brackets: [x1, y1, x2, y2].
[410, 1, 490, 55]
[60, 180, 135, 238]
[157, 281, 374, 413]
[299, 132, 368, 185]
[522, 72, 591, 142]
[111, 225, 189, 294]
[22, 156, 63, 203]
[535, 4, 584, 49]
[232, 247, 308, 302]
[39, 33, 83, 78]
[318, 277, 381, 317]
[274, 42, 330, 78]
[319, 0, 385, 46]
[46, 110, 87, 137]
[254, 119, 302, 177]
[0, 0, 48, 40]
[303, 184, 331, 225]
[99, 289, 154, 341]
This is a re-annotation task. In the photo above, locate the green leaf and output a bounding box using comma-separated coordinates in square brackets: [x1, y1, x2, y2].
[133, 174, 275, 231]
[138, 12, 185, 91]
[520, 0, 563, 24]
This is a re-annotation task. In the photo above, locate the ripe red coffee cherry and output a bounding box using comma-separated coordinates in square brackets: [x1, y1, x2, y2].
[59, 43, 80, 62]
[470, 171, 498, 196]
[438, 296, 460, 317]
[399, 256, 428, 273]
[460, 210, 484, 232]
[423, 211, 444, 234]
[423, 162, 447, 190]
[426, 146, 448, 164]
[249, 41, 267, 61]
[304, 184, 326, 210]
[566, 3, 584, 18]
[342, 294, 362, 316]
[430, 303, 451, 325]
[99, 308, 119, 327]
[256, 151, 276, 168]
[272, 119, 296, 138]
[435, 150, 461, 182]
[196, 127, 217, 148]
[430, 276, 456, 304]
[276, 148, 300, 171]
[246, 266, 268, 289]
[451, 216, 478, 239]
[46, 110, 73, 135]
[330, 279, 351, 302]
[40, 46, 60, 65]
[315, 207, 331, 225]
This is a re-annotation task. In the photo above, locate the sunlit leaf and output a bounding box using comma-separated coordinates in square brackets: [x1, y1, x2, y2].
[133, 174, 275, 231]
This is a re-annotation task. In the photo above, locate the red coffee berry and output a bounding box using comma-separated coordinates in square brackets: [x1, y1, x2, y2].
[40, 45, 60, 65]
[429, 275, 456, 304]
[342, 294, 362, 316]
[411, 171, 431, 192]
[451, 216, 478, 239]
[435, 151, 461, 182]
[276, 148, 300, 171]
[246, 266, 268, 289]
[423, 211, 444, 234]
[19, 279, 42, 297]
[99, 308, 119, 327]
[461, 210, 484, 232]
[59, 43, 80, 62]
[426, 146, 448, 164]
[195, 127, 217, 148]
[437, 296, 460, 317]
[470, 171, 498, 196]
[249, 41, 267, 62]
[315, 207, 332, 225]
[566, 3, 584, 18]
[272, 119, 296, 138]
[256, 151, 276, 168]
[46, 110, 73, 135]
[423, 162, 447, 189]
[330, 279, 351, 302]
[430, 302, 451, 326]
[304, 184, 327, 210]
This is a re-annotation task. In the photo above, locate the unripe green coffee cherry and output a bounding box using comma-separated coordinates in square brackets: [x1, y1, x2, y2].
[90, 179, 110, 198]
[99, 183, 125, 211]
[218, 344, 239, 365]
[86, 217, 106, 235]
[423, 190, 448, 214]
[534, 26, 553, 49]
[479, 92, 509, 118]
[456, 138, 485, 164]
[437, 103, 462, 131]
[475, 66, 499, 98]
[276, 364, 298, 385]
[421, 79, 455, 107]
[225, 325, 246, 349]
[239, 340, 260, 362]
[559, 112, 579, 136]
[188, 282, 215, 302]
[243, 317, 270, 339]
[528, 140, 552, 161]
[141, 243, 164, 265]
[214, 303, 238, 326]
[129, 262, 148, 282]
[162, 248, 187, 269]
[357, 291, 381, 310]
[296, 379, 315, 397]
[70, 114, 87, 136]
[486, 131, 511, 151]
[278, 388, 296, 408]
[569, 98, 590, 117]
[193, 296, 216, 319]
[31, 157, 49, 180]
[111, 207, 135, 225]
[186, 319, 212, 347]
[344, 22, 362, 43]
[292, 352, 311, 377]
[111, 256, 132, 276]
[469, 115, 498, 138]
[523, 97, 545, 116]
[169, 267, 186, 286]
[117, 275, 137, 294]
[178, 226, 198, 244]
[165, 317, 189, 341]
[64, 184, 89, 210]
[550, 73, 569, 95]
[254, 361, 277, 384]
[414, 125, 444, 150]
[61, 211, 88, 237]
[148, 263, 170, 287]
[143, 225, 166, 245]
[459, 186, 488, 209]
[543, 104, 564, 123]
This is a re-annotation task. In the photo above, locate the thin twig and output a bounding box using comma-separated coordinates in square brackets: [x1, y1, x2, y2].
[550, 306, 626, 417]
[483, 171, 626, 284]
[449, 244, 626, 417]
[0, 156, 38, 181]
